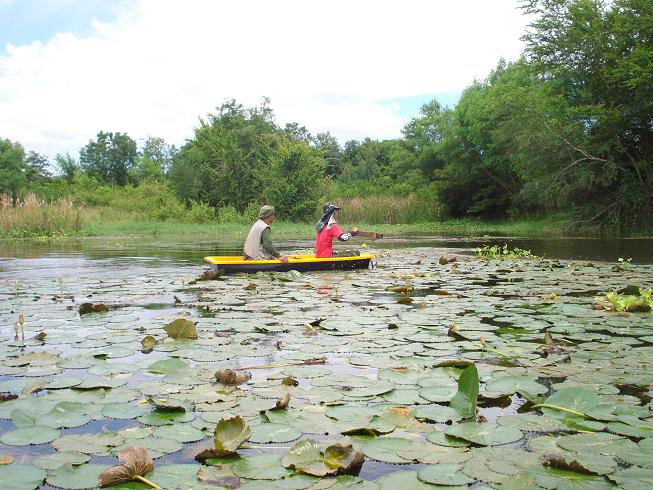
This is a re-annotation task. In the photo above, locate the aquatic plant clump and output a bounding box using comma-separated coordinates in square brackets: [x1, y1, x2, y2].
[0, 247, 652, 488]
[475, 243, 538, 260]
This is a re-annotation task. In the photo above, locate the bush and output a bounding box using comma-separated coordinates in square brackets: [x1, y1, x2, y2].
[216, 205, 245, 224]
[185, 200, 216, 223]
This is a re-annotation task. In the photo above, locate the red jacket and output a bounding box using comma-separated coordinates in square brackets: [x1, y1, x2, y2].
[315, 224, 346, 258]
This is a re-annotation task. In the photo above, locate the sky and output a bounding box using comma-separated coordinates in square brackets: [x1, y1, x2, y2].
[0, 0, 530, 159]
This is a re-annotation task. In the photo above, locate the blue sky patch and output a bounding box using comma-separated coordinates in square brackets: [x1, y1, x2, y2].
[0, 0, 133, 51]
[383, 91, 462, 118]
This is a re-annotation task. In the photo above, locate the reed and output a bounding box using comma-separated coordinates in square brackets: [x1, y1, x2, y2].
[0, 193, 81, 237]
[334, 195, 441, 224]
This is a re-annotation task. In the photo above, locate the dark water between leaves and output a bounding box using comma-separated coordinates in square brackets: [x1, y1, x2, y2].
[0, 235, 652, 489]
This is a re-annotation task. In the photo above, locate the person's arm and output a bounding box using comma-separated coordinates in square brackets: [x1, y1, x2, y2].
[332, 224, 359, 242]
[261, 227, 280, 257]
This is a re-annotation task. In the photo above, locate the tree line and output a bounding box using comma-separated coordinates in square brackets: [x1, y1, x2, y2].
[1, 0, 651, 230]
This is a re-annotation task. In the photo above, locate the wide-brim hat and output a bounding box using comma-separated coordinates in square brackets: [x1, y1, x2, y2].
[322, 202, 341, 215]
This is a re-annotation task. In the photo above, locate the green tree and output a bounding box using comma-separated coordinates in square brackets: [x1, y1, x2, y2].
[55, 153, 79, 182]
[79, 131, 138, 186]
[521, 0, 653, 228]
[314, 132, 343, 177]
[131, 137, 176, 183]
[25, 151, 51, 181]
[0, 138, 28, 199]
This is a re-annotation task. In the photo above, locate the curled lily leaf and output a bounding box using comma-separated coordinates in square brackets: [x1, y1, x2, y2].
[276, 392, 290, 409]
[99, 446, 159, 489]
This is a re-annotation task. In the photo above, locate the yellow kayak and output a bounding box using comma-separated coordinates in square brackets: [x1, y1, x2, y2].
[204, 253, 375, 274]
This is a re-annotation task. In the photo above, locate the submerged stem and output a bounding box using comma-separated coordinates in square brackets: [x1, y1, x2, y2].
[134, 475, 162, 490]
[530, 403, 587, 418]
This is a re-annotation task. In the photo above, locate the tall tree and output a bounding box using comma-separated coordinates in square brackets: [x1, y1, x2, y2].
[79, 131, 138, 186]
[55, 153, 79, 182]
[0, 138, 27, 199]
[131, 136, 176, 182]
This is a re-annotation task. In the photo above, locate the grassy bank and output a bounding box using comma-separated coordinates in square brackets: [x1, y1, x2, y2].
[80, 215, 566, 240]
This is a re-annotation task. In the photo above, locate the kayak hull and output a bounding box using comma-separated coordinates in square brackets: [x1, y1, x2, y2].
[204, 254, 374, 274]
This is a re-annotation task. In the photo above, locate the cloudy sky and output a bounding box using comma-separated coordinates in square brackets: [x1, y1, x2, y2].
[0, 0, 530, 158]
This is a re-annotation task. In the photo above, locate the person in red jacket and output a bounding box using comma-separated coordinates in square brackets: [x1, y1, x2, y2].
[315, 203, 359, 258]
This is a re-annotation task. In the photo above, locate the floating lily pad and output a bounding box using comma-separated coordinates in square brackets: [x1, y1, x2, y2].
[249, 423, 302, 443]
[32, 451, 91, 470]
[361, 437, 413, 464]
[0, 464, 46, 490]
[46, 463, 111, 489]
[445, 422, 523, 446]
[0, 426, 60, 446]
[232, 453, 291, 480]
[417, 463, 474, 485]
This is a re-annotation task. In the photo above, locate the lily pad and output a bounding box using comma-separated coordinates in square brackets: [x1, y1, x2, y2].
[445, 422, 523, 446]
[249, 423, 302, 443]
[164, 318, 198, 339]
[0, 464, 46, 490]
[232, 453, 291, 480]
[32, 452, 91, 470]
[0, 426, 60, 446]
[361, 437, 413, 464]
[46, 463, 111, 489]
[417, 463, 474, 486]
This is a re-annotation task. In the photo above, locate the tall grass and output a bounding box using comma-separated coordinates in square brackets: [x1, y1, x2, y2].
[0, 193, 81, 237]
[335, 196, 441, 224]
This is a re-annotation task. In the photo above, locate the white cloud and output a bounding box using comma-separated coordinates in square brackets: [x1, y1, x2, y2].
[0, 0, 530, 158]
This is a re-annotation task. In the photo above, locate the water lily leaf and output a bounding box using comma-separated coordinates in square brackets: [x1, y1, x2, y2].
[361, 437, 413, 463]
[146, 357, 188, 375]
[137, 410, 195, 426]
[610, 467, 653, 489]
[46, 463, 111, 489]
[79, 303, 109, 314]
[426, 430, 471, 447]
[616, 441, 653, 469]
[53, 433, 124, 455]
[102, 403, 148, 420]
[0, 463, 46, 490]
[32, 452, 90, 470]
[99, 446, 155, 487]
[417, 463, 474, 486]
[40, 402, 91, 428]
[213, 415, 252, 456]
[163, 318, 198, 339]
[445, 422, 523, 446]
[197, 466, 240, 488]
[215, 369, 251, 385]
[232, 453, 291, 480]
[496, 414, 564, 432]
[275, 392, 290, 409]
[450, 363, 479, 418]
[397, 442, 471, 464]
[484, 375, 547, 397]
[414, 404, 462, 423]
[250, 423, 302, 443]
[538, 387, 601, 418]
[141, 336, 157, 351]
[543, 452, 617, 476]
[0, 426, 60, 446]
[375, 469, 442, 489]
[153, 424, 206, 443]
[556, 432, 635, 455]
[324, 443, 364, 472]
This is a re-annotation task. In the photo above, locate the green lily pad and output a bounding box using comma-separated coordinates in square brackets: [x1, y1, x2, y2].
[417, 463, 474, 485]
[164, 318, 198, 339]
[0, 464, 46, 490]
[214, 415, 252, 455]
[137, 410, 195, 426]
[0, 426, 60, 446]
[102, 403, 148, 419]
[610, 467, 653, 489]
[32, 451, 91, 470]
[361, 437, 413, 464]
[445, 422, 523, 446]
[484, 375, 548, 396]
[153, 424, 207, 443]
[46, 463, 111, 489]
[232, 453, 292, 480]
[450, 363, 479, 418]
[250, 423, 302, 443]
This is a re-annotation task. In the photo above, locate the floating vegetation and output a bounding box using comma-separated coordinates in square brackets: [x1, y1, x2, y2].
[0, 247, 652, 488]
[475, 243, 538, 260]
[594, 286, 653, 312]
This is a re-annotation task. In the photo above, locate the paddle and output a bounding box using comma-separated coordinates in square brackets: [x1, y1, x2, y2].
[356, 231, 384, 240]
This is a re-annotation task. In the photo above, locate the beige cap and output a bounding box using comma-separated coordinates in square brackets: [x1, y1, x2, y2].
[258, 205, 275, 219]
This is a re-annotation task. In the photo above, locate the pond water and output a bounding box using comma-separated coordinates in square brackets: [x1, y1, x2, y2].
[0, 235, 652, 489]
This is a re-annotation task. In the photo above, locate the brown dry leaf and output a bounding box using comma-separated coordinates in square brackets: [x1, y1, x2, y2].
[0, 394, 18, 402]
[99, 446, 154, 487]
[244, 283, 257, 291]
[276, 392, 290, 409]
[215, 369, 251, 385]
[542, 453, 595, 475]
[0, 455, 14, 465]
[79, 303, 109, 315]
